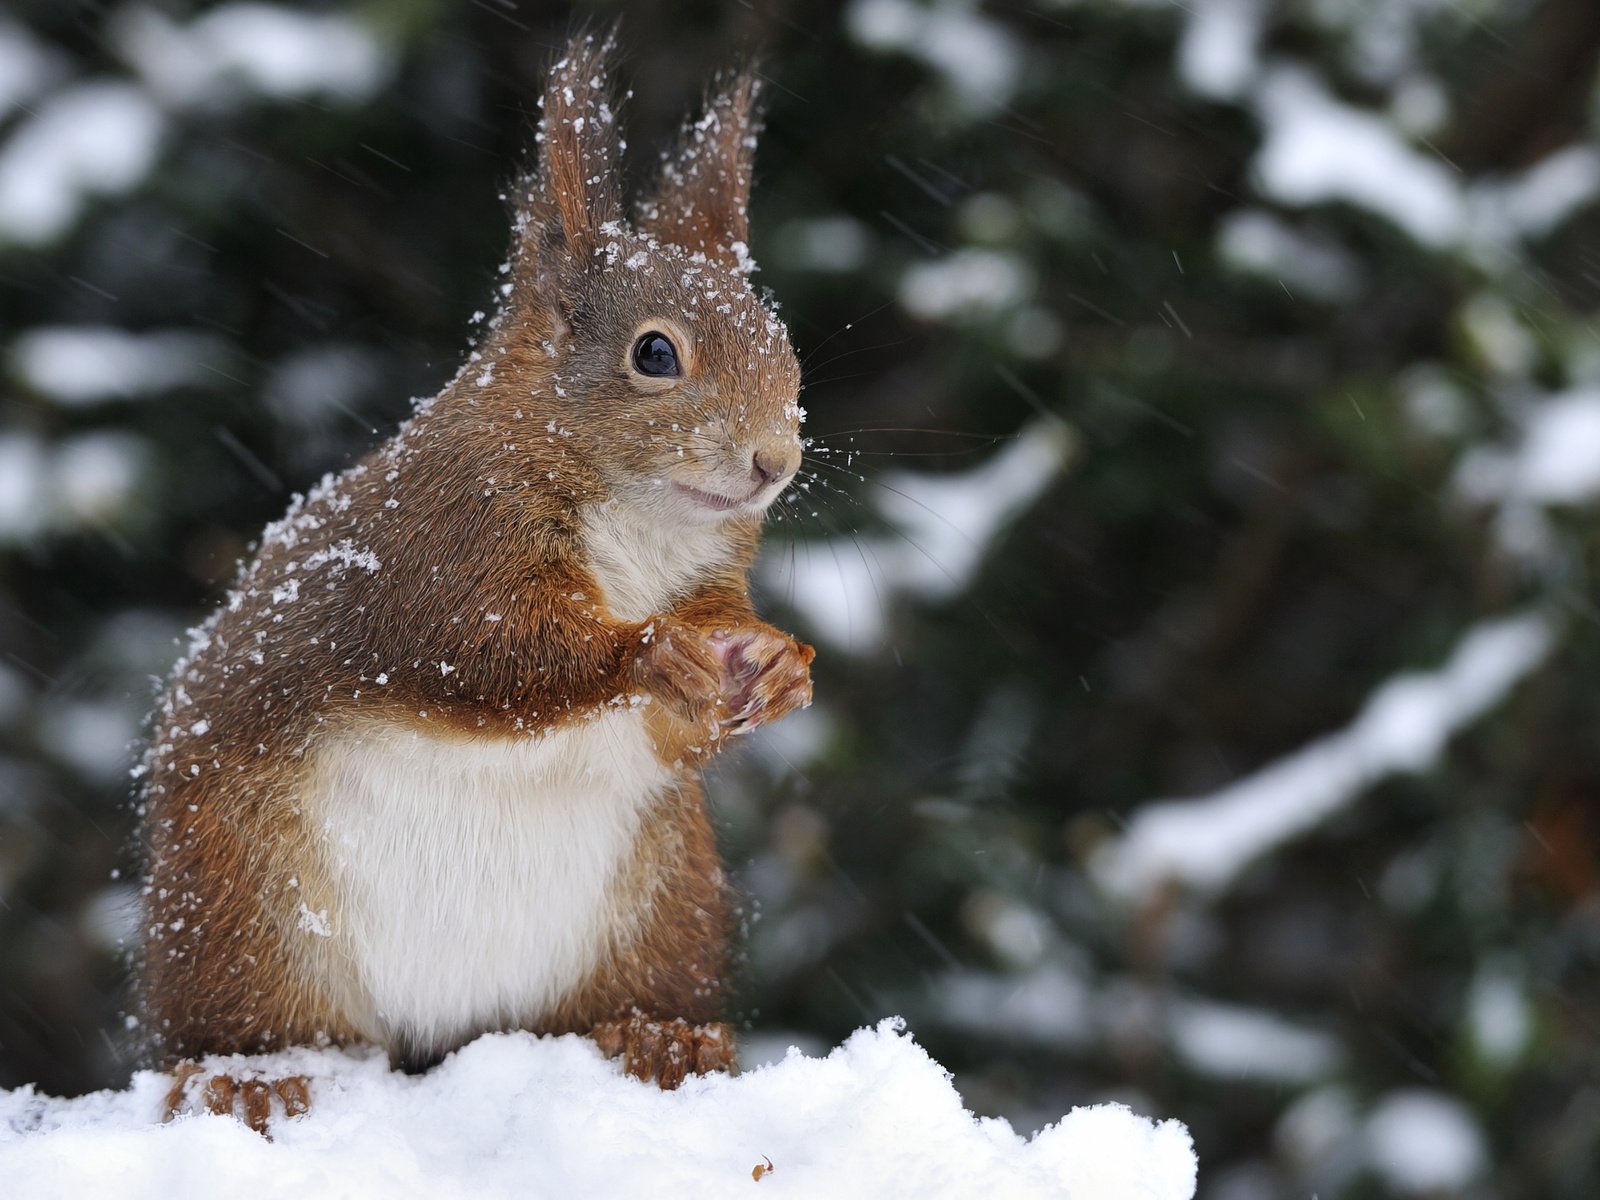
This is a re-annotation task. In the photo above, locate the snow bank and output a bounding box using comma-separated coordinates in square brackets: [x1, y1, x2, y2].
[0, 1020, 1195, 1200]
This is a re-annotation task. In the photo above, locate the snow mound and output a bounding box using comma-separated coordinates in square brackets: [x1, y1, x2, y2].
[0, 1020, 1194, 1200]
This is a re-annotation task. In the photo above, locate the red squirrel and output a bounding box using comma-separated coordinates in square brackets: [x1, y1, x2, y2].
[137, 32, 814, 1132]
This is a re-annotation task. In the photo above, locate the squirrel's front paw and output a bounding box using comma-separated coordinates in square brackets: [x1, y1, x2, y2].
[712, 628, 814, 734]
[631, 620, 723, 738]
[590, 1014, 736, 1090]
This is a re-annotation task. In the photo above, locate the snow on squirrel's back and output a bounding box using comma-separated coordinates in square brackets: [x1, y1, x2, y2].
[0, 1020, 1196, 1199]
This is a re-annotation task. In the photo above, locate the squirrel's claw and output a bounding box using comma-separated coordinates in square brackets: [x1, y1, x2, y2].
[162, 1063, 310, 1137]
[590, 1014, 735, 1089]
[714, 629, 814, 734]
[632, 622, 723, 736]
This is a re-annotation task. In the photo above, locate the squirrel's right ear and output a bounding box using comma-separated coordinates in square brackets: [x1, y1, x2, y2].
[636, 70, 763, 270]
[509, 30, 624, 340]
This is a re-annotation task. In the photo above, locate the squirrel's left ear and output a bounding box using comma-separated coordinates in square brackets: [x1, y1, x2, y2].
[637, 71, 763, 270]
[507, 28, 624, 349]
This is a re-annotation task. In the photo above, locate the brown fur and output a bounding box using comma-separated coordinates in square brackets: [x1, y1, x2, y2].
[138, 31, 810, 1122]
[637, 71, 762, 266]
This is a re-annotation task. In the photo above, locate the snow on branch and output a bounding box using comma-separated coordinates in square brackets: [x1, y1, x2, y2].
[1094, 610, 1555, 903]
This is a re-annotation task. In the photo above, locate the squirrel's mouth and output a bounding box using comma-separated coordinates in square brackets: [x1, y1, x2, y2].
[674, 482, 763, 513]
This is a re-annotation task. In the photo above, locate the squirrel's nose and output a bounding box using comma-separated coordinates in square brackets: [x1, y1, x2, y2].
[750, 443, 800, 487]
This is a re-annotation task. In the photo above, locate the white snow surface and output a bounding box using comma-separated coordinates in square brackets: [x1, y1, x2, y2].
[1094, 610, 1554, 901]
[1169, 1000, 1340, 1084]
[1452, 388, 1600, 561]
[936, 964, 1095, 1049]
[12, 326, 224, 405]
[900, 248, 1033, 321]
[1470, 144, 1600, 244]
[0, 80, 165, 246]
[0, 434, 48, 543]
[1216, 208, 1361, 301]
[1509, 394, 1600, 503]
[0, 19, 63, 118]
[1177, 0, 1263, 100]
[0, 430, 147, 545]
[1249, 61, 1600, 255]
[52, 432, 147, 526]
[1363, 1089, 1487, 1194]
[1465, 958, 1531, 1067]
[1253, 65, 1462, 248]
[0, 1021, 1197, 1200]
[1456, 389, 1600, 508]
[769, 419, 1073, 651]
[935, 966, 1339, 1085]
[846, 0, 1022, 117]
[113, 3, 392, 110]
[875, 418, 1074, 597]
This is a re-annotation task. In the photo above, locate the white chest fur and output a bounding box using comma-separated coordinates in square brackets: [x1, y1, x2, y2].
[581, 500, 732, 621]
[299, 710, 671, 1053]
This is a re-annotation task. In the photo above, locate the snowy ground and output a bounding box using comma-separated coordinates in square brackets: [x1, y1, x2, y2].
[0, 1020, 1195, 1200]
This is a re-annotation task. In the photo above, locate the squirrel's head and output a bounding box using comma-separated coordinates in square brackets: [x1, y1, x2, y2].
[501, 31, 803, 527]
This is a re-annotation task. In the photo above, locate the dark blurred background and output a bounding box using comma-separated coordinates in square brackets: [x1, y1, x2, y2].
[4, 1, 1600, 1196]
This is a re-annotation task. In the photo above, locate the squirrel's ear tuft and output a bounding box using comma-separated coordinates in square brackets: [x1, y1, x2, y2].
[535, 28, 624, 252]
[507, 28, 624, 343]
[637, 70, 763, 270]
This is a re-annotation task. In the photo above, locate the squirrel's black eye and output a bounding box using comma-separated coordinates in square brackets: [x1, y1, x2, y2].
[631, 331, 680, 378]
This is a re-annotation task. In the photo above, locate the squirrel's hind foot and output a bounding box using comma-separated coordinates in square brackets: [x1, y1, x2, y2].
[591, 1015, 736, 1090]
[162, 1062, 310, 1136]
